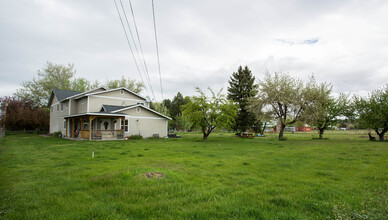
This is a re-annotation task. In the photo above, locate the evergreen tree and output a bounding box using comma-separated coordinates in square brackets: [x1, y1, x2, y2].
[227, 66, 258, 131]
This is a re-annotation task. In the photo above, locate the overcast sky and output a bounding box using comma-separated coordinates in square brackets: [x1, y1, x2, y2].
[1, 0, 387, 101]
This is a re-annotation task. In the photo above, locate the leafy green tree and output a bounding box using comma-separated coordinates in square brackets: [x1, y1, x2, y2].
[259, 72, 311, 139]
[247, 97, 273, 135]
[354, 86, 388, 141]
[227, 66, 258, 131]
[15, 62, 144, 106]
[105, 76, 144, 93]
[175, 114, 192, 132]
[160, 92, 192, 131]
[150, 102, 169, 115]
[303, 78, 349, 139]
[71, 77, 92, 92]
[15, 62, 76, 106]
[170, 92, 186, 119]
[183, 87, 237, 140]
[162, 99, 172, 113]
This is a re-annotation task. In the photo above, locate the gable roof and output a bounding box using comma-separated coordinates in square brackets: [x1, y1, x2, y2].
[75, 87, 147, 101]
[48, 89, 82, 106]
[100, 104, 136, 113]
[65, 87, 107, 100]
[53, 89, 82, 101]
[112, 104, 172, 120]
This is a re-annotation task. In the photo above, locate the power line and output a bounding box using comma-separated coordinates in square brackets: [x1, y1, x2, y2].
[113, 0, 150, 98]
[129, 0, 151, 82]
[152, 0, 164, 100]
[119, 0, 156, 101]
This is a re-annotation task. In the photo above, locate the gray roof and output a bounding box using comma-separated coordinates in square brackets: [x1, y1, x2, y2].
[101, 104, 136, 113]
[52, 89, 82, 101]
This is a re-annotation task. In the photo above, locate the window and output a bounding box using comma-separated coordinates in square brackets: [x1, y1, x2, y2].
[57, 104, 59, 111]
[65, 102, 68, 109]
[121, 119, 129, 132]
[120, 90, 124, 95]
[63, 120, 66, 129]
[137, 102, 144, 106]
[81, 99, 84, 104]
[61, 103, 63, 111]
[136, 107, 140, 113]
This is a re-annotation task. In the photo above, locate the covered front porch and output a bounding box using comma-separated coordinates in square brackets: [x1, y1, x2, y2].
[64, 113, 127, 140]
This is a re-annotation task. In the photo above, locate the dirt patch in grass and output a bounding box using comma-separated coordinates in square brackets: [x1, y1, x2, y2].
[144, 172, 164, 179]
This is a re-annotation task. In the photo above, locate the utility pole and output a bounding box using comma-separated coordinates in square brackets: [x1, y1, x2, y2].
[2, 98, 7, 128]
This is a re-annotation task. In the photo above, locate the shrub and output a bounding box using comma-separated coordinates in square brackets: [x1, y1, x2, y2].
[129, 135, 143, 140]
[53, 131, 62, 138]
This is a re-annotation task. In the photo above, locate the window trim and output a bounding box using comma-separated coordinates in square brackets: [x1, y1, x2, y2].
[121, 119, 129, 133]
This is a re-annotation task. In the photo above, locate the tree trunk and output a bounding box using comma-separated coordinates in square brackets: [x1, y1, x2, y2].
[377, 130, 386, 141]
[319, 128, 325, 139]
[203, 133, 209, 140]
[378, 133, 384, 141]
[278, 124, 286, 139]
[261, 122, 267, 136]
[368, 132, 376, 141]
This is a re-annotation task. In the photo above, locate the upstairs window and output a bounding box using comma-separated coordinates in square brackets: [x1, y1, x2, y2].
[136, 107, 141, 113]
[81, 99, 84, 104]
[57, 104, 59, 111]
[120, 90, 124, 95]
[61, 103, 63, 111]
[65, 102, 68, 109]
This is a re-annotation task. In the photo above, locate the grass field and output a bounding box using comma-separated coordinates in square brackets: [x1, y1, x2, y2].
[0, 131, 387, 219]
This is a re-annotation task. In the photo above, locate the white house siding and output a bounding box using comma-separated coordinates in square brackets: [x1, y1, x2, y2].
[49, 96, 67, 135]
[69, 99, 77, 115]
[127, 117, 167, 138]
[119, 107, 168, 138]
[93, 89, 145, 101]
[76, 98, 87, 113]
[88, 96, 144, 112]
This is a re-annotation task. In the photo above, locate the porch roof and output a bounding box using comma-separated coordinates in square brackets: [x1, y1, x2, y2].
[64, 112, 127, 118]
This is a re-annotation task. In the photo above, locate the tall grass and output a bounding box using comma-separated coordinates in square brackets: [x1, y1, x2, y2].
[0, 131, 387, 219]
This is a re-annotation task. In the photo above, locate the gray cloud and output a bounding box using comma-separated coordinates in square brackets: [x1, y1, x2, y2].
[0, 0, 387, 101]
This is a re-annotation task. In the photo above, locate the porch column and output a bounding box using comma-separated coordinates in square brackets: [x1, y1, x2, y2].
[121, 116, 125, 137]
[71, 118, 75, 138]
[89, 116, 92, 141]
[89, 116, 96, 141]
[65, 118, 68, 137]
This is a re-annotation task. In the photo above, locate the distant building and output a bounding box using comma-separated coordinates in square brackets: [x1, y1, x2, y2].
[295, 126, 312, 132]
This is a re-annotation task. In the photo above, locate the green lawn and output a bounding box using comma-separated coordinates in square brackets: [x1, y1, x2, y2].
[0, 131, 387, 219]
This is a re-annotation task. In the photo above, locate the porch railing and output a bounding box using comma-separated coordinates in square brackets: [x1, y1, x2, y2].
[91, 130, 124, 140]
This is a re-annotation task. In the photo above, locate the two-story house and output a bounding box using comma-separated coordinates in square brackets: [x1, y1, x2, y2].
[48, 87, 171, 140]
